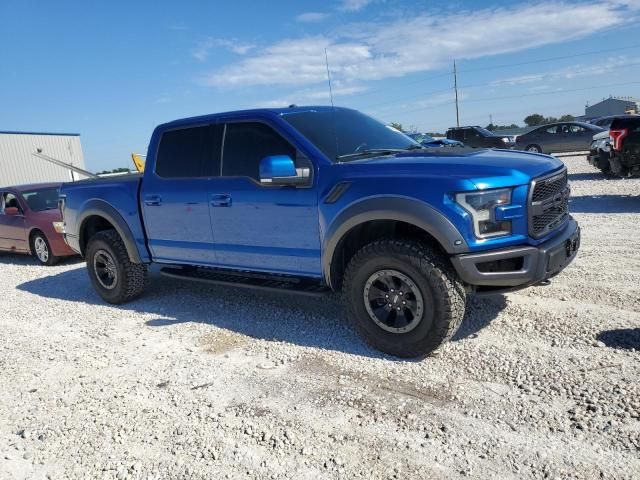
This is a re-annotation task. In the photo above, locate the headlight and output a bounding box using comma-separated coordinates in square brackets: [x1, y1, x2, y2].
[455, 188, 512, 239]
[501, 137, 510, 143]
[52, 221, 65, 234]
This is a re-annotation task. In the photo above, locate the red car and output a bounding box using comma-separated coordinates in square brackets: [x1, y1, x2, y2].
[0, 183, 77, 265]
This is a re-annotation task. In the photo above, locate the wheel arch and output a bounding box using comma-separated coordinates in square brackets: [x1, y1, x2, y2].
[77, 201, 143, 263]
[322, 196, 468, 290]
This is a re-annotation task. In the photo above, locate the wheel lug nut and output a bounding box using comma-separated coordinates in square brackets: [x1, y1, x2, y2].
[396, 307, 401, 311]
[390, 289, 394, 292]
[402, 301, 406, 305]
[388, 303, 392, 307]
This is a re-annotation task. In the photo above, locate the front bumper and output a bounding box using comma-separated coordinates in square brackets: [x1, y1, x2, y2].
[451, 218, 580, 293]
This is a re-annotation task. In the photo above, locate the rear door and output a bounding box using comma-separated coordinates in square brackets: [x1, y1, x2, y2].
[0, 191, 27, 252]
[140, 124, 223, 264]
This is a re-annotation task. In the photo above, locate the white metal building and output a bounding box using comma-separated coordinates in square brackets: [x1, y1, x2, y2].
[0, 131, 87, 186]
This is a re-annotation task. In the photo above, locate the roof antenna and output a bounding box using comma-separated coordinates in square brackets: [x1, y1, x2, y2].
[324, 48, 335, 108]
[324, 47, 340, 160]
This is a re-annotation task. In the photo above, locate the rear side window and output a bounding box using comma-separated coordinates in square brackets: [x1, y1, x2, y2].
[156, 125, 223, 178]
[222, 122, 296, 180]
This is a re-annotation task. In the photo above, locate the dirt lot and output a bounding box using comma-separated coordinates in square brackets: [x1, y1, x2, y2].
[1, 155, 639, 480]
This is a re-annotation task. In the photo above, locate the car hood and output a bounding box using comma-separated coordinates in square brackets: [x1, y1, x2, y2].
[343, 148, 564, 189]
[592, 130, 610, 140]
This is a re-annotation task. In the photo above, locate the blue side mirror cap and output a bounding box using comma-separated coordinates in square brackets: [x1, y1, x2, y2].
[259, 155, 299, 184]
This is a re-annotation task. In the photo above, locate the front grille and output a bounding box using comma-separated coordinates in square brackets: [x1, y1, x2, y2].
[529, 169, 569, 238]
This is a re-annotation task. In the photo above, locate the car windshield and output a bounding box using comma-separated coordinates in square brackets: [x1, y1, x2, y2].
[21, 187, 60, 212]
[281, 108, 420, 162]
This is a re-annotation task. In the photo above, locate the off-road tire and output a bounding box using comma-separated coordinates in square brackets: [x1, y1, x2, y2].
[31, 231, 59, 266]
[343, 239, 466, 358]
[85, 230, 146, 304]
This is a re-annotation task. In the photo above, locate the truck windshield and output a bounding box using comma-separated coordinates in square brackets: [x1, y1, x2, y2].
[281, 109, 419, 162]
[21, 187, 60, 212]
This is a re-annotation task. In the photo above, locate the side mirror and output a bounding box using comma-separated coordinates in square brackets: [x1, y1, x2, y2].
[259, 155, 309, 186]
[4, 207, 20, 216]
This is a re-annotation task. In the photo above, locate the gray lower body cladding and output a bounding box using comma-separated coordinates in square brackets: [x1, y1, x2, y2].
[450, 218, 580, 292]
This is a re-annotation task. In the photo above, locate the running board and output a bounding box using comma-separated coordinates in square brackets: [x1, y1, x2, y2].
[159, 267, 331, 297]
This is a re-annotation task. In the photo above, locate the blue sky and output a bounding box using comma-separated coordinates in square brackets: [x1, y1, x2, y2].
[1, 0, 639, 172]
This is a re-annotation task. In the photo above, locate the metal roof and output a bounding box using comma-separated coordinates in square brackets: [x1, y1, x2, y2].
[0, 130, 80, 136]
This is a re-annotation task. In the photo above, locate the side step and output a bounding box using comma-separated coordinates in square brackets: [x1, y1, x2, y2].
[159, 267, 331, 297]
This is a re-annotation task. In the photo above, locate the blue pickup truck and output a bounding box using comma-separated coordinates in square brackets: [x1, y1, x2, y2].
[60, 106, 580, 357]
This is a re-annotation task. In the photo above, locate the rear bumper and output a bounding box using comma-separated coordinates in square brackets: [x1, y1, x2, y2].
[451, 218, 580, 292]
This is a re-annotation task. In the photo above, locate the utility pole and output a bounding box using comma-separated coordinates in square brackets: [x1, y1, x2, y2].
[453, 60, 460, 127]
[489, 113, 493, 126]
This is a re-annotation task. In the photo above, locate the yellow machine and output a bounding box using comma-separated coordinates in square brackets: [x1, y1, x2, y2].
[131, 153, 146, 173]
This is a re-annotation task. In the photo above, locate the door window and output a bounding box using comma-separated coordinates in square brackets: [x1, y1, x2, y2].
[568, 125, 585, 134]
[222, 122, 298, 180]
[1, 193, 21, 214]
[545, 126, 559, 134]
[155, 125, 223, 178]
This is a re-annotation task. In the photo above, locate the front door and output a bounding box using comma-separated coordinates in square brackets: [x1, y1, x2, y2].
[140, 124, 223, 265]
[208, 121, 321, 277]
[0, 192, 27, 252]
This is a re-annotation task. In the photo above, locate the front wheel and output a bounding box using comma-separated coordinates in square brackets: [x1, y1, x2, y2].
[85, 230, 147, 304]
[31, 232, 59, 266]
[343, 240, 466, 358]
[525, 144, 542, 153]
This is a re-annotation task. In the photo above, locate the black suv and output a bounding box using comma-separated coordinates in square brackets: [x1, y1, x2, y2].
[446, 126, 511, 148]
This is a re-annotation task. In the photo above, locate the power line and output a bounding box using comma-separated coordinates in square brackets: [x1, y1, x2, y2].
[343, 43, 640, 102]
[361, 59, 640, 113]
[395, 80, 640, 116]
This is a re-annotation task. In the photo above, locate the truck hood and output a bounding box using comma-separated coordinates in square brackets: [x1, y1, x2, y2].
[346, 149, 564, 188]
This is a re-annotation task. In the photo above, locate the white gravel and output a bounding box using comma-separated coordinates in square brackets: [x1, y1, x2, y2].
[1, 155, 639, 480]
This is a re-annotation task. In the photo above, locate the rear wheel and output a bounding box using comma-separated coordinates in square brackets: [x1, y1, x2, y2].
[343, 239, 466, 358]
[525, 144, 542, 153]
[85, 230, 146, 304]
[31, 232, 59, 266]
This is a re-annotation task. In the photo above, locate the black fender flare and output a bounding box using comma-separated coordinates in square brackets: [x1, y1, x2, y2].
[322, 196, 469, 288]
[77, 200, 143, 264]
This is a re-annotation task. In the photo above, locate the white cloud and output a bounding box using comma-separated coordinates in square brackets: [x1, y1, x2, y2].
[340, 0, 374, 11]
[192, 37, 255, 62]
[255, 85, 369, 108]
[296, 12, 330, 23]
[199, 1, 638, 88]
[490, 56, 633, 86]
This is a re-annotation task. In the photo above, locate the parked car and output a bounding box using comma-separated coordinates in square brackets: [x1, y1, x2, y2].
[60, 106, 579, 358]
[407, 133, 463, 148]
[446, 126, 512, 148]
[514, 122, 604, 154]
[0, 183, 76, 265]
[590, 116, 640, 177]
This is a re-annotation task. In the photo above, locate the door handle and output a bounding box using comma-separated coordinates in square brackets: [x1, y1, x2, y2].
[144, 195, 162, 206]
[210, 194, 232, 207]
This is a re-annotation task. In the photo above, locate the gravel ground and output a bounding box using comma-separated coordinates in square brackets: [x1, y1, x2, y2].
[1, 155, 639, 480]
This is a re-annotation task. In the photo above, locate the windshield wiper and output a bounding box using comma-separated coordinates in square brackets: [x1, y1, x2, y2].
[336, 148, 408, 161]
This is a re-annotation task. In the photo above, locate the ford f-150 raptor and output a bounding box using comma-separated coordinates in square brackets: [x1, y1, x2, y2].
[60, 106, 580, 357]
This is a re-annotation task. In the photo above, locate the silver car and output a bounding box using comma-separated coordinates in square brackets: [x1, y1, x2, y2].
[515, 122, 604, 154]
